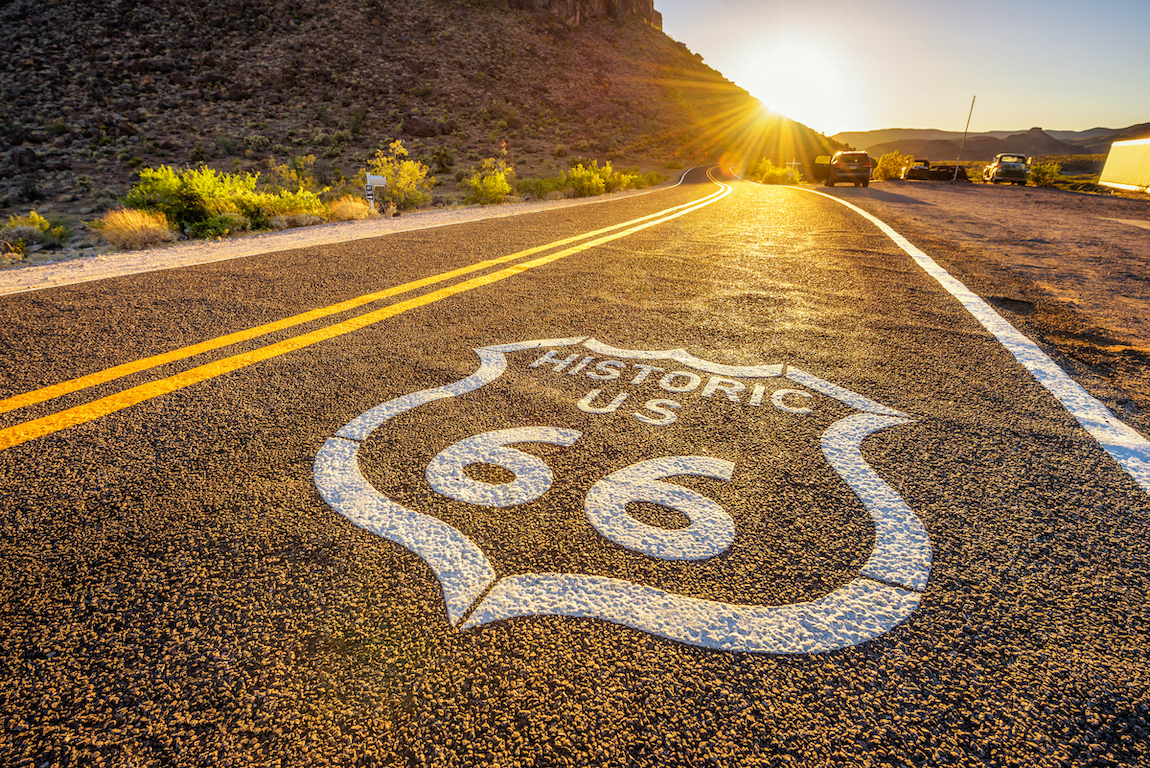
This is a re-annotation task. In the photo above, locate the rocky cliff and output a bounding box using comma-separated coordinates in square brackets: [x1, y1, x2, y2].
[510, 0, 661, 29]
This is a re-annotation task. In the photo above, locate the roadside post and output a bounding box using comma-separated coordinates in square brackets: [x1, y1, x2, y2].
[365, 174, 386, 212]
[953, 95, 976, 183]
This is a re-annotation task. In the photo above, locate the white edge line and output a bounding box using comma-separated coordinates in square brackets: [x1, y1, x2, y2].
[794, 185, 1150, 496]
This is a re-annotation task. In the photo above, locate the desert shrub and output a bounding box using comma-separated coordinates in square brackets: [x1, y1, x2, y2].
[566, 160, 641, 196]
[517, 164, 661, 200]
[604, 166, 637, 192]
[124, 165, 256, 229]
[1030, 162, 1062, 187]
[369, 140, 434, 209]
[245, 134, 271, 151]
[123, 164, 327, 236]
[1, 210, 72, 248]
[753, 159, 803, 184]
[1, 240, 26, 264]
[327, 195, 375, 221]
[248, 188, 327, 218]
[17, 178, 44, 202]
[323, 168, 370, 203]
[567, 163, 605, 197]
[516, 174, 568, 199]
[95, 208, 176, 249]
[634, 170, 663, 188]
[431, 146, 454, 173]
[463, 158, 515, 205]
[874, 151, 911, 181]
[188, 212, 251, 239]
[265, 154, 323, 195]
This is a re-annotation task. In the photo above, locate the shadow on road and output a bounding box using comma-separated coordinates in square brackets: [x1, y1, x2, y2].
[824, 187, 936, 205]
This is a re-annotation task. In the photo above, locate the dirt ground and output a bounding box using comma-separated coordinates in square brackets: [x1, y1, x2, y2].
[836, 180, 1150, 436]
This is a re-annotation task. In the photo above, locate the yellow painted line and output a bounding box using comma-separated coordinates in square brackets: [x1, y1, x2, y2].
[0, 184, 726, 417]
[0, 176, 729, 451]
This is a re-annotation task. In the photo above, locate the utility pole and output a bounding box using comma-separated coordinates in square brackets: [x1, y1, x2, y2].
[954, 95, 976, 182]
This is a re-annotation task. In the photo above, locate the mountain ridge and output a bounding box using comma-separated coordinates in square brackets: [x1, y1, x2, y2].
[833, 124, 1150, 159]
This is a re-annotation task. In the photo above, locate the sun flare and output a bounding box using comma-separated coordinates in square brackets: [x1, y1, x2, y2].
[736, 37, 867, 136]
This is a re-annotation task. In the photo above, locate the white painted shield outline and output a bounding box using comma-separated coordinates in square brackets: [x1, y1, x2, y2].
[313, 337, 932, 654]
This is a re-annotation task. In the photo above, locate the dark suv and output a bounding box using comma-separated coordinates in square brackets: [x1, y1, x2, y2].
[819, 151, 873, 187]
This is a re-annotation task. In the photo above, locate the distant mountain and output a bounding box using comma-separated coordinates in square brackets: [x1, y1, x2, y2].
[833, 124, 1150, 159]
[1061, 123, 1150, 153]
[832, 128, 1016, 148]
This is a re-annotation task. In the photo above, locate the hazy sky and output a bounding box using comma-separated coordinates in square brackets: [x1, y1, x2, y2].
[657, 0, 1150, 136]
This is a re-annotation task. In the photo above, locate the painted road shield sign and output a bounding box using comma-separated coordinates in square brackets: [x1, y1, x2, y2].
[314, 337, 931, 654]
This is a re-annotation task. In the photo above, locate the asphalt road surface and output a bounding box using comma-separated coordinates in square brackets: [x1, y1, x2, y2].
[2, 168, 1148, 767]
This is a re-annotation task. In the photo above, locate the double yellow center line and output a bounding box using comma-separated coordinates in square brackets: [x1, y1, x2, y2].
[0, 173, 731, 451]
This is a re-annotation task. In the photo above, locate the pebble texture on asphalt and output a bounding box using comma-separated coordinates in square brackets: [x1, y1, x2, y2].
[2, 172, 1147, 767]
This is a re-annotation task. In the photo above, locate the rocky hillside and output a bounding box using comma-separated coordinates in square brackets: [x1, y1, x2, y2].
[0, 0, 836, 221]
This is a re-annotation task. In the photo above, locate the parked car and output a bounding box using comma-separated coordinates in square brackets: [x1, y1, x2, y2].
[927, 164, 971, 181]
[982, 153, 1031, 185]
[900, 158, 931, 180]
[814, 151, 873, 187]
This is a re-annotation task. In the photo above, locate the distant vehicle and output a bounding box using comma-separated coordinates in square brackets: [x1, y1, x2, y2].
[929, 164, 971, 182]
[982, 153, 1031, 185]
[814, 151, 872, 187]
[901, 158, 931, 180]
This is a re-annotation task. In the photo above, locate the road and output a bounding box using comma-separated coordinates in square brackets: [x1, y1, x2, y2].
[2, 167, 1148, 767]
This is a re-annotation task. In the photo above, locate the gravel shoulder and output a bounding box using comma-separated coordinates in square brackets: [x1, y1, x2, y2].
[825, 181, 1150, 432]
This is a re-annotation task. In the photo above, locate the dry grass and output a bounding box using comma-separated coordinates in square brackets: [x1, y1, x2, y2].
[96, 208, 177, 249]
[267, 213, 326, 231]
[326, 195, 375, 222]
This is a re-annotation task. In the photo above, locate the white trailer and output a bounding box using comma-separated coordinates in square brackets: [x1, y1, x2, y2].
[1100, 137, 1150, 192]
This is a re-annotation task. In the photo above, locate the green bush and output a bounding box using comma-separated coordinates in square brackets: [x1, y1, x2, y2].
[516, 174, 568, 199]
[431, 146, 454, 174]
[752, 160, 803, 184]
[369, 140, 434, 209]
[463, 158, 515, 205]
[1029, 162, 1062, 187]
[188, 212, 250, 239]
[567, 163, 606, 197]
[873, 151, 911, 181]
[1, 210, 72, 249]
[265, 154, 323, 195]
[516, 162, 662, 200]
[122, 164, 327, 237]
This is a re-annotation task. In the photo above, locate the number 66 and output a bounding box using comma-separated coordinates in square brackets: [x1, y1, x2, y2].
[425, 427, 736, 561]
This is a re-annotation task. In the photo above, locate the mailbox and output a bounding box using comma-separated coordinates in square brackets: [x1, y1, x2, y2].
[365, 174, 387, 211]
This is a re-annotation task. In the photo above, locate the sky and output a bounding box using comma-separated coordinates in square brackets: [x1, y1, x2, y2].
[657, 0, 1150, 137]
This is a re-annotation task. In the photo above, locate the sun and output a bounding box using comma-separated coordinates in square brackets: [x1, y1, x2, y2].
[736, 37, 868, 135]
